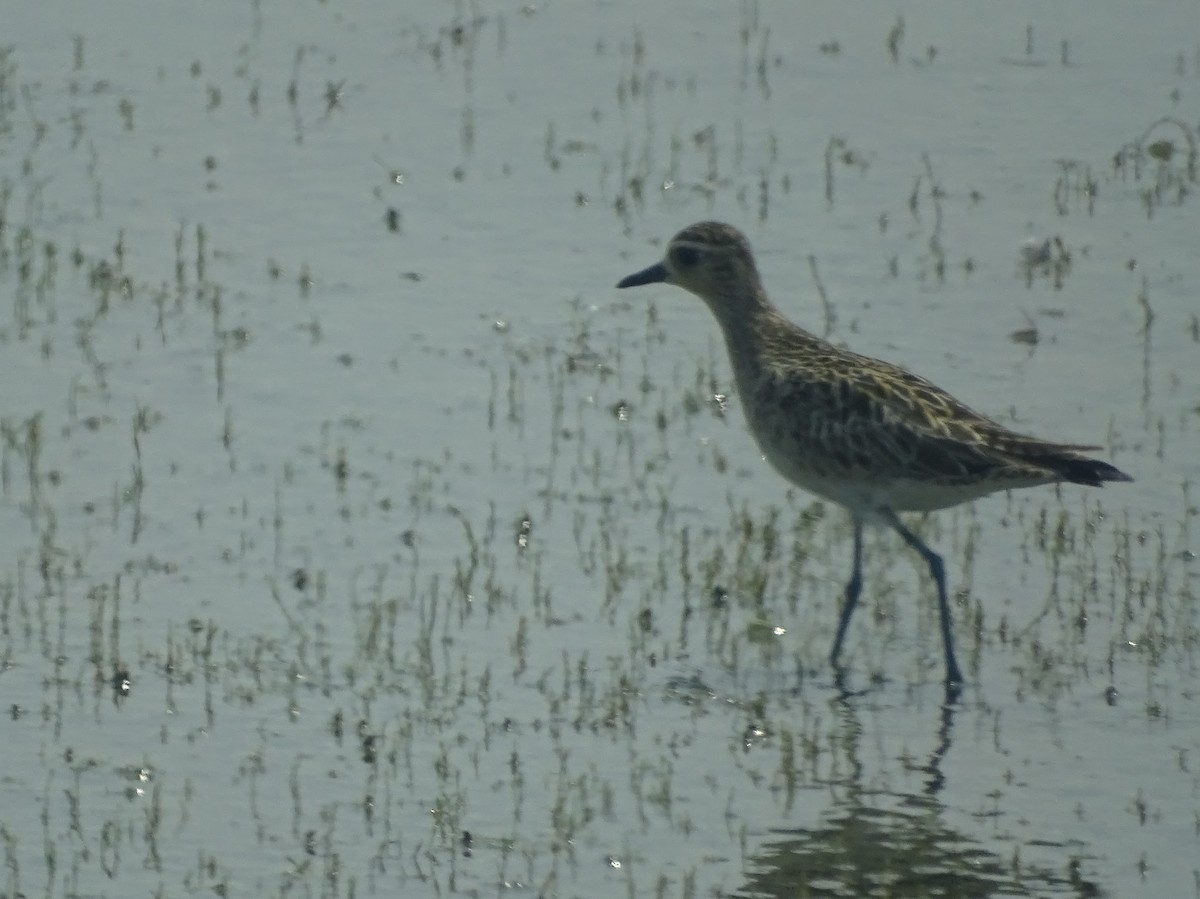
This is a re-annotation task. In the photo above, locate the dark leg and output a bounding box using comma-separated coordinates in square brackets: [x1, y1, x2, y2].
[882, 509, 964, 686]
[830, 517, 865, 668]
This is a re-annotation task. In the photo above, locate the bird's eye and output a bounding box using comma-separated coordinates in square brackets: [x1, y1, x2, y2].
[671, 246, 699, 268]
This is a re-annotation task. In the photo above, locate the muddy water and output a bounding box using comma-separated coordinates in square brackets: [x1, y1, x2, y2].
[1, 2, 1196, 897]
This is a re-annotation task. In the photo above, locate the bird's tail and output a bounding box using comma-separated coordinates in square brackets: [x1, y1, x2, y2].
[1021, 444, 1133, 487]
[991, 430, 1132, 487]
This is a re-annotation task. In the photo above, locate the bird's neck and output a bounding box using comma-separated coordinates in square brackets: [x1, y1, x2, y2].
[703, 292, 823, 382]
[700, 287, 783, 346]
[696, 280, 765, 336]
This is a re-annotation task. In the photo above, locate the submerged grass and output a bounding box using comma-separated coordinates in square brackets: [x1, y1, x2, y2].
[1, 7, 1198, 899]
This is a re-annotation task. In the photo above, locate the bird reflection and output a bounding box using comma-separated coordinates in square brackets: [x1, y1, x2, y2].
[734, 691, 1104, 898]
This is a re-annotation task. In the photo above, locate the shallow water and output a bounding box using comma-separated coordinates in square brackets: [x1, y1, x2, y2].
[1, 2, 1197, 897]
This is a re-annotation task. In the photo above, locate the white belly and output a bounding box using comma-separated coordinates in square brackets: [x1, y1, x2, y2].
[754, 434, 1041, 516]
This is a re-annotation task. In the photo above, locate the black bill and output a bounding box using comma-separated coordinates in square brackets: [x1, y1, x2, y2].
[616, 262, 669, 289]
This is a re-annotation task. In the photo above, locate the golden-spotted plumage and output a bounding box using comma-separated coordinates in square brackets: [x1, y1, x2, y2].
[617, 221, 1131, 688]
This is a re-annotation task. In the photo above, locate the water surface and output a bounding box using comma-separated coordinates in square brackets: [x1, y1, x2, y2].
[1, 2, 1197, 897]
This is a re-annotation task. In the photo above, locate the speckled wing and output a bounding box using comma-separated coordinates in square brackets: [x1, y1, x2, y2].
[751, 349, 1117, 487]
